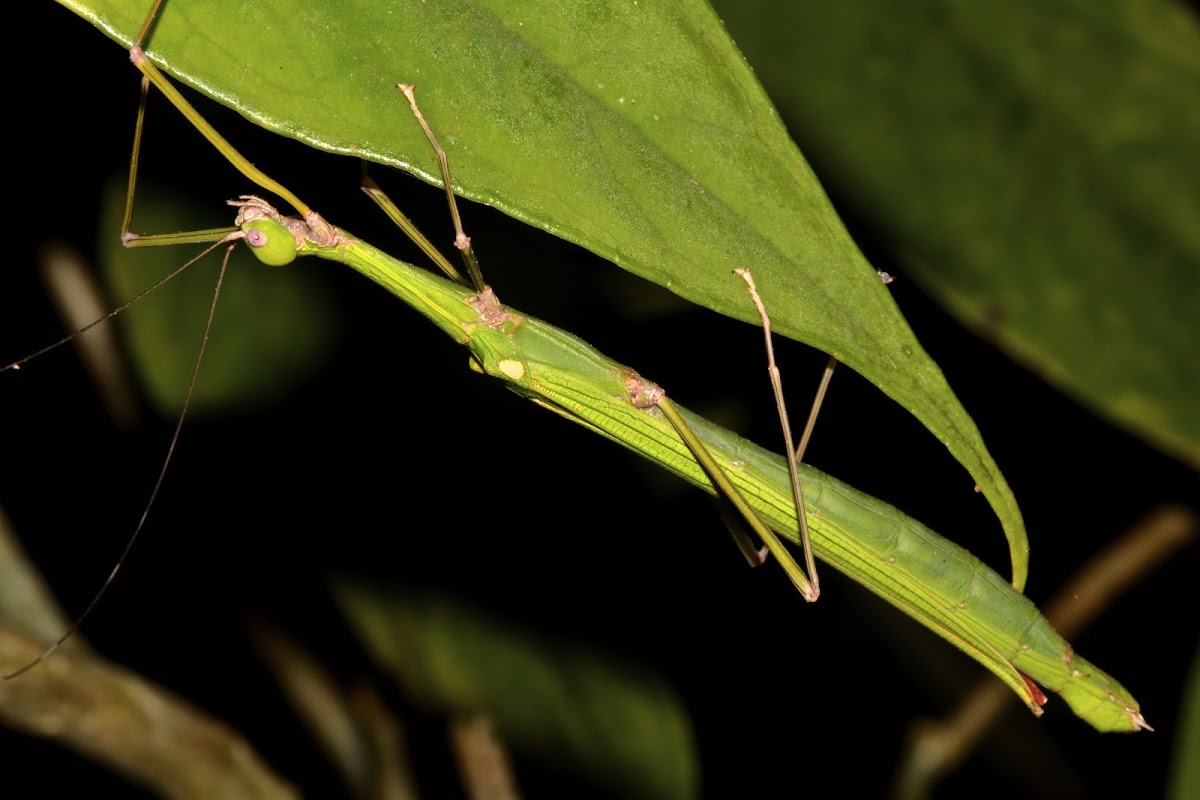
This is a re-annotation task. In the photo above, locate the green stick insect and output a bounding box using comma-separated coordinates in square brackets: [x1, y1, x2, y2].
[9, 0, 1149, 734]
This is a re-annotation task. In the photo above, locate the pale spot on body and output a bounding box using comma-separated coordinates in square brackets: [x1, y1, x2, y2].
[498, 359, 525, 381]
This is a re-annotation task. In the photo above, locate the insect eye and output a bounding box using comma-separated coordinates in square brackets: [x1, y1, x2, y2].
[246, 228, 269, 248]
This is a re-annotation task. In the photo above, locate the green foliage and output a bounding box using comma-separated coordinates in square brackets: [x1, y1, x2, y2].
[1168, 644, 1200, 800]
[65, 0, 1028, 585]
[717, 0, 1200, 466]
[6, 1, 1194, 797]
[335, 582, 698, 800]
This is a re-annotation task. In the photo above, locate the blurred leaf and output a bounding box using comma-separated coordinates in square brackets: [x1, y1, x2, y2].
[334, 581, 698, 800]
[1167, 643, 1200, 800]
[0, 615, 294, 799]
[1, 510, 292, 797]
[64, 0, 1028, 584]
[99, 179, 340, 417]
[0, 508, 76, 645]
[251, 617, 420, 798]
[716, 0, 1200, 465]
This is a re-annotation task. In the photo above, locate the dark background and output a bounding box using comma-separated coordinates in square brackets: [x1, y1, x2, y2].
[3, 3, 1196, 797]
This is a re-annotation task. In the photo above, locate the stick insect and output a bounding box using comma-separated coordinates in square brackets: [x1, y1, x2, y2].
[5, 0, 1148, 734]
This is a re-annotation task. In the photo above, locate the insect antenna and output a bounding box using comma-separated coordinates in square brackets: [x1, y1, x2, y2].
[3, 241, 237, 678]
[4, 235, 238, 375]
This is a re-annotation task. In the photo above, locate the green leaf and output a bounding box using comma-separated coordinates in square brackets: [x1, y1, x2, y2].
[61, 0, 1028, 583]
[1168, 643, 1200, 800]
[334, 581, 698, 800]
[715, 0, 1200, 466]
